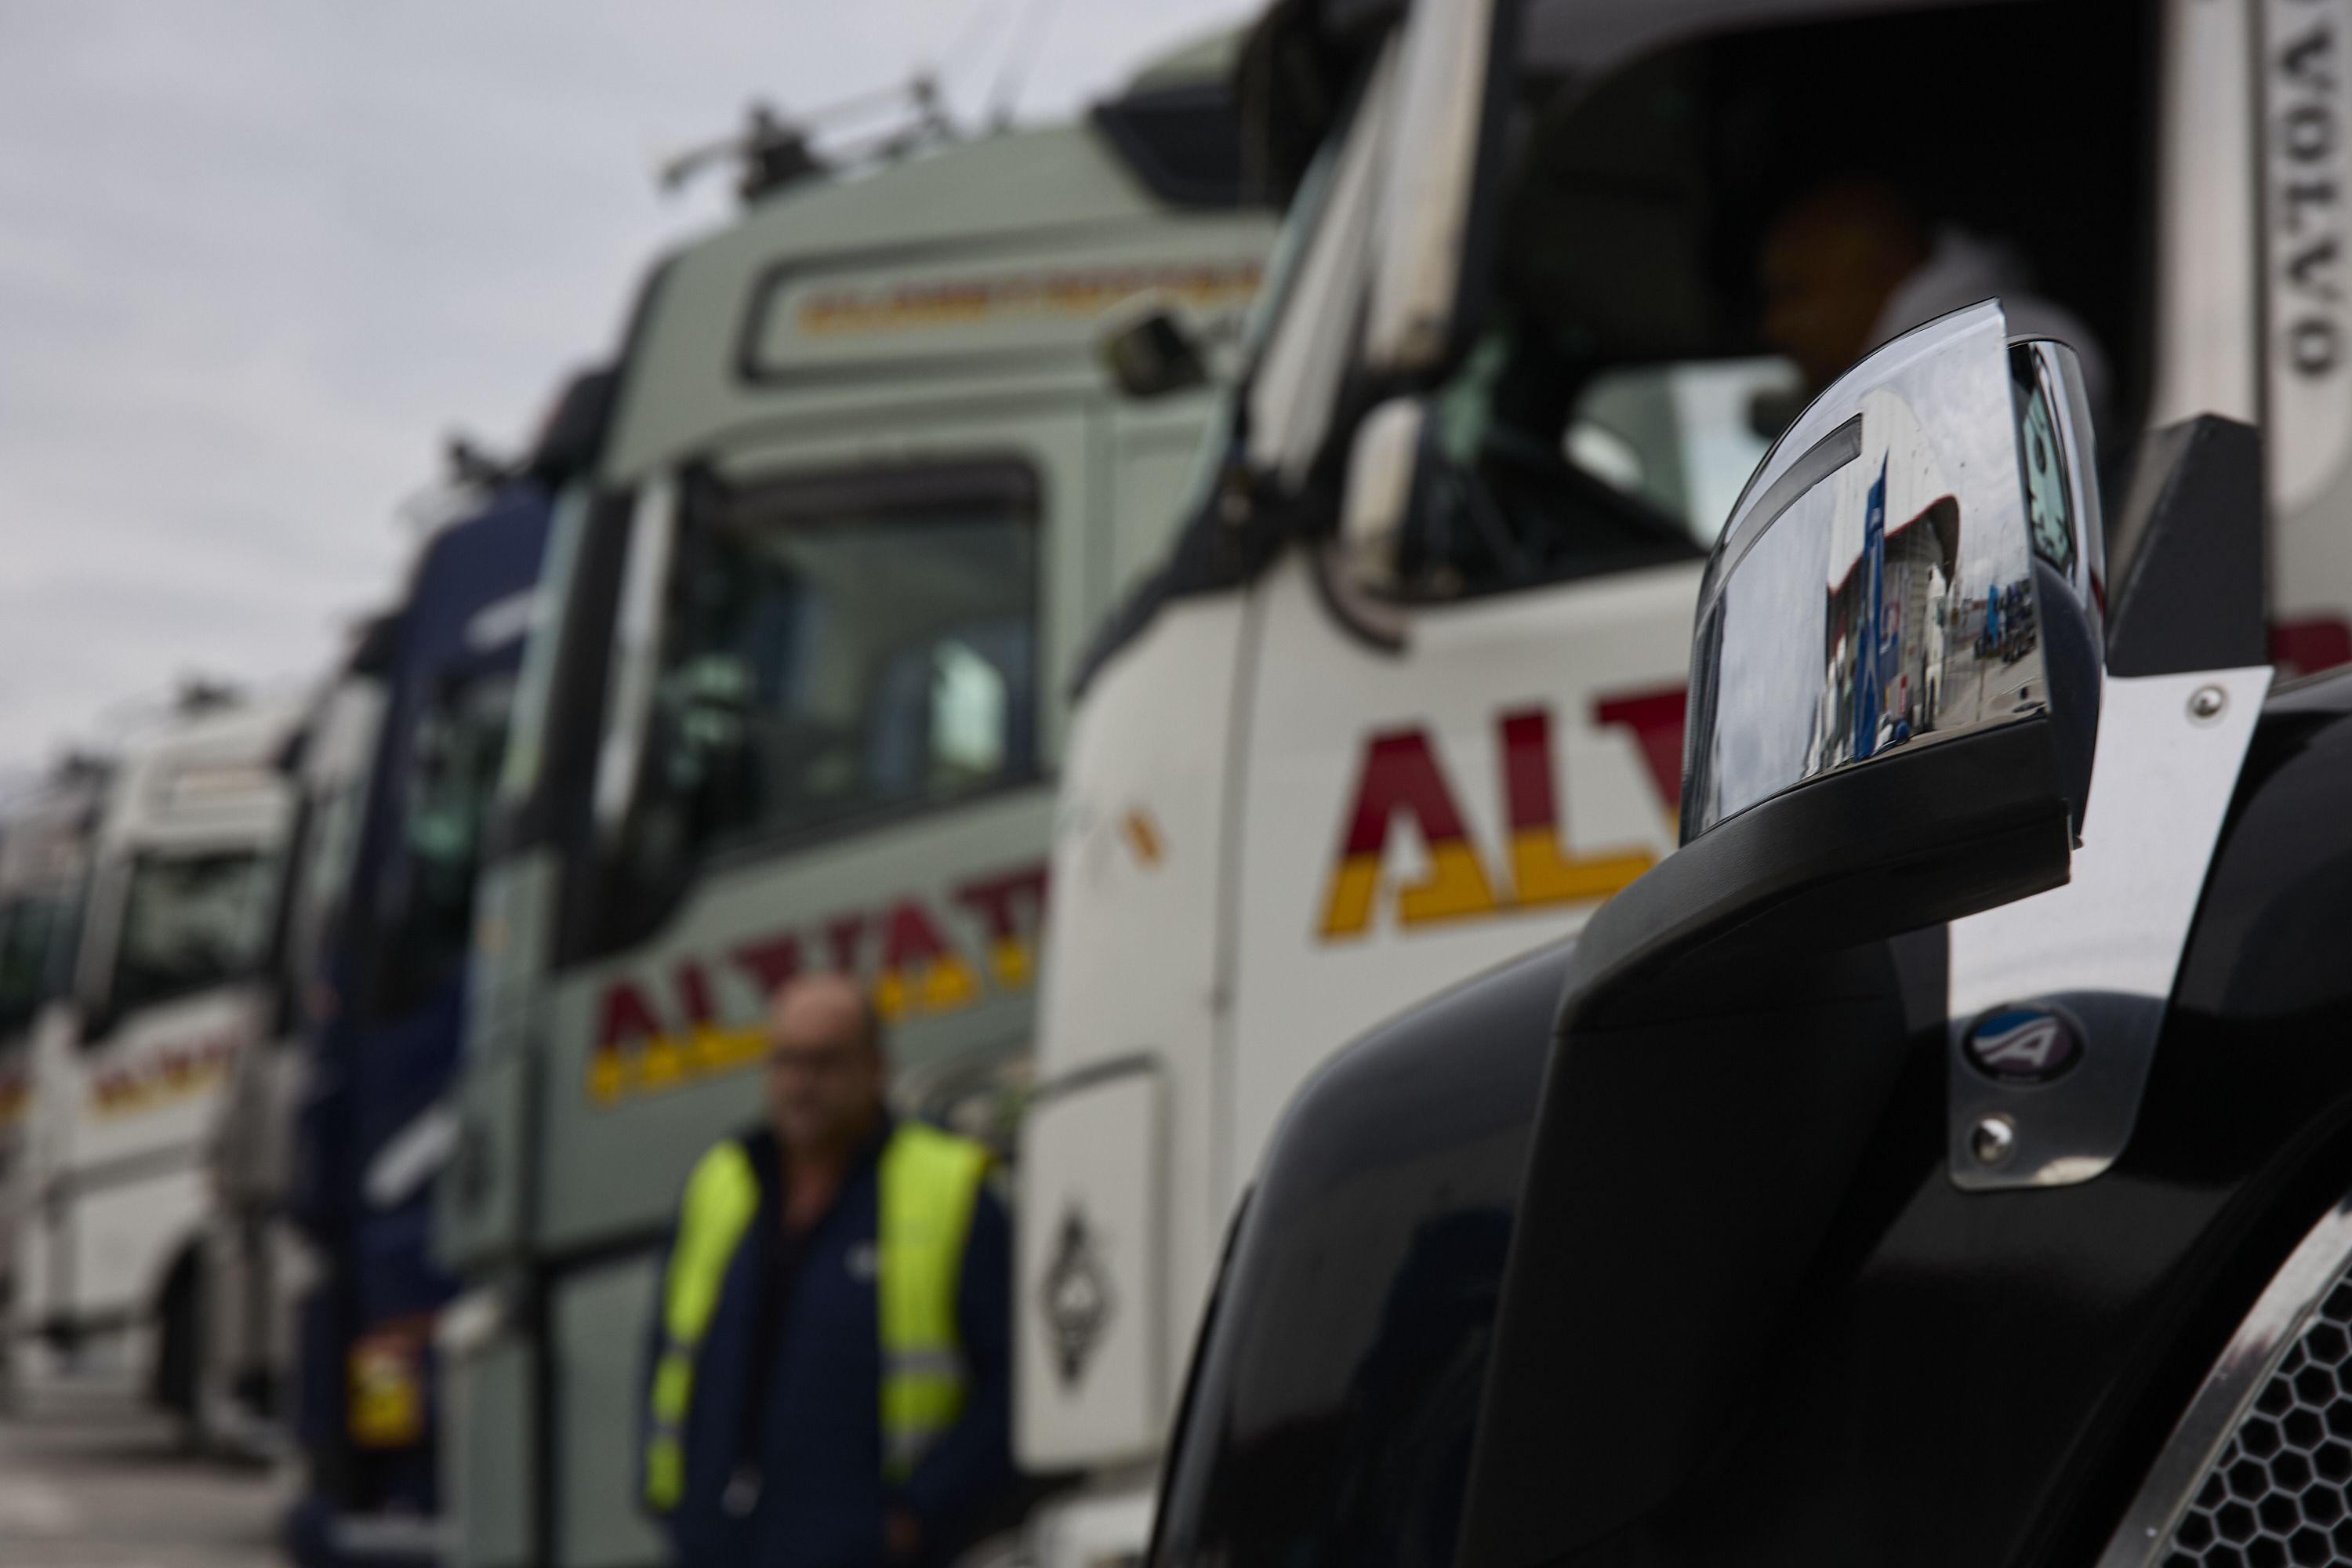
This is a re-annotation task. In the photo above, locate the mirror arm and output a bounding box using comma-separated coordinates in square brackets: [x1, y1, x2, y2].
[1456, 716, 2074, 1568]
[1556, 717, 2072, 1027]
[1307, 543, 1406, 655]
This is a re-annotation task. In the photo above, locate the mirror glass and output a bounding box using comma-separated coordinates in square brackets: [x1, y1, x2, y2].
[1099, 305, 1207, 400]
[1679, 303, 2103, 840]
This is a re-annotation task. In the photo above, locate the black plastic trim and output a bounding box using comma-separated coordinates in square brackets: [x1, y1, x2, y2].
[1570, 717, 2068, 1013]
[1461, 718, 2077, 1568]
[1090, 82, 1258, 209]
[2104, 415, 2267, 678]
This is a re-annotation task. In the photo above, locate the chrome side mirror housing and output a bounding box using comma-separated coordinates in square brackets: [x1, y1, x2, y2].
[1548, 302, 2108, 1000]
[1682, 303, 2104, 850]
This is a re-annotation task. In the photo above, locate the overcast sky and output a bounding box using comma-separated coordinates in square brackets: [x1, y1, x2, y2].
[0, 0, 1255, 782]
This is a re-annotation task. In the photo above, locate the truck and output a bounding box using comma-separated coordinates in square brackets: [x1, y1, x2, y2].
[1145, 292, 2352, 1568]
[266, 454, 568, 1566]
[435, 39, 1276, 1568]
[198, 624, 392, 1464]
[0, 757, 111, 1400]
[1016, 0, 2352, 1554]
[9, 688, 302, 1421]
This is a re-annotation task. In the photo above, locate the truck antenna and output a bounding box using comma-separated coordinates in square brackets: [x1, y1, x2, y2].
[985, 0, 1064, 130]
[659, 74, 957, 207]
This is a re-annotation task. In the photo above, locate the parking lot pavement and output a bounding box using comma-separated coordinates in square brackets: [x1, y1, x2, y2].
[0, 1388, 292, 1568]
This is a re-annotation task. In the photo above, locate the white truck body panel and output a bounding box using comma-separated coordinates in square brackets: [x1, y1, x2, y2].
[1018, 1064, 1168, 1467]
[13, 695, 299, 1389]
[1024, 550, 1695, 1474]
[0, 768, 107, 1326]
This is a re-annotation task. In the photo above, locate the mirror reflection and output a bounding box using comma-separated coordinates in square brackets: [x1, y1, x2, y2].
[1681, 303, 2098, 838]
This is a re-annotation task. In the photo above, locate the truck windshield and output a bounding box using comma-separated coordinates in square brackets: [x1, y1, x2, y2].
[108, 848, 274, 1019]
[277, 757, 368, 1008]
[1396, 0, 2141, 592]
[619, 462, 1040, 879]
[368, 666, 517, 1022]
[0, 895, 73, 1036]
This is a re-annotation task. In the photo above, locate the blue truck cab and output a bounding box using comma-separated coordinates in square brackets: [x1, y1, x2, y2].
[281, 397, 597, 1563]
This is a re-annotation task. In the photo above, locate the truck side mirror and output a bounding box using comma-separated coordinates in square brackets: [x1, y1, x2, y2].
[1336, 397, 1433, 600]
[1359, 0, 1505, 376]
[1458, 303, 2113, 1568]
[1098, 299, 1208, 400]
[1659, 302, 2106, 963]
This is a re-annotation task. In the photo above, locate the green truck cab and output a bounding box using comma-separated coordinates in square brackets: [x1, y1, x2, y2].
[437, 43, 1276, 1568]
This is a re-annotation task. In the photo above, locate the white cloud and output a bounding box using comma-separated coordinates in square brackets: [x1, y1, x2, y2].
[0, 0, 1257, 774]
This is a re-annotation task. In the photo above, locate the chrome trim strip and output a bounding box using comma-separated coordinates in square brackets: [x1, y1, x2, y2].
[1946, 666, 2271, 1189]
[2096, 1192, 2352, 1568]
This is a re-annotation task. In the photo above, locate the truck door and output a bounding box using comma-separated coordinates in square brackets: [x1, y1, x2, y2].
[1225, 474, 1708, 1185]
[1229, 0, 2170, 1195]
[528, 406, 1091, 1567]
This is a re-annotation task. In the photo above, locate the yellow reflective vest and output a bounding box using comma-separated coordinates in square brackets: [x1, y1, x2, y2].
[643, 1120, 992, 1513]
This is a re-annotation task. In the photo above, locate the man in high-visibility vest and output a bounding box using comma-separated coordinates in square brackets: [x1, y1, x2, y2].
[641, 972, 1013, 1566]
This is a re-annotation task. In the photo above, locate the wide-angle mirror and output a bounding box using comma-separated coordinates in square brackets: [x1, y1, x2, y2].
[1679, 302, 2104, 842]
[1359, 0, 1502, 376]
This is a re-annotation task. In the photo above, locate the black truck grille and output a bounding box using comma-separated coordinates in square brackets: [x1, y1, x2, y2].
[2163, 1276, 2352, 1568]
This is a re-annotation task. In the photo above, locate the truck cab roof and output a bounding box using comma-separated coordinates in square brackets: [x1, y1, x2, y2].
[601, 62, 1271, 485]
[97, 696, 303, 857]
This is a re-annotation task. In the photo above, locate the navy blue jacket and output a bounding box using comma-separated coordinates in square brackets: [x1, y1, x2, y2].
[644, 1120, 1014, 1567]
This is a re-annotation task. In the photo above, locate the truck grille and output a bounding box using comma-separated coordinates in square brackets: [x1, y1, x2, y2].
[2160, 1278, 2352, 1568]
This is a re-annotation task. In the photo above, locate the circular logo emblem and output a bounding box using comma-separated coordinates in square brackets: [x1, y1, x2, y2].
[1965, 1006, 2082, 1083]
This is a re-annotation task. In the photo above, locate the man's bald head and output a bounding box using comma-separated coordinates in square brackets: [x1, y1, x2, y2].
[1761, 178, 1933, 390]
[770, 971, 880, 1057]
[764, 973, 887, 1158]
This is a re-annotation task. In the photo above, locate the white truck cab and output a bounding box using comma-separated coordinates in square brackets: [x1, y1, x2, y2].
[0, 758, 111, 1395]
[11, 691, 300, 1417]
[1018, 0, 2352, 1552]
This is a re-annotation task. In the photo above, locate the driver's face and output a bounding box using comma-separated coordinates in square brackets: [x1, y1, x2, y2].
[1760, 205, 1922, 391]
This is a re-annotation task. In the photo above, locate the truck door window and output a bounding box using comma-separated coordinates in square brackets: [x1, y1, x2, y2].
[0, 895, 71, 1037]
[1407, 0, 2148, 597]
[107, 849, 274, 1021]
[608, 461, 1039, 909]
[365, 666, 517, 1024]
[280, 760, 367, 1014]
